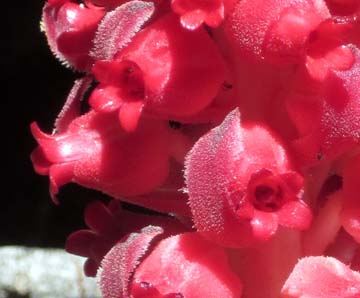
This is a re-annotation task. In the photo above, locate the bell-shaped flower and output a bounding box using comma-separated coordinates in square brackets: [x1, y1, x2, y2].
[303, 17, 358, 81]
[185, 109, 312, 248]
[213, 1, 356, 150]
[223, 0, 356, 83]
[42, 0, 105, 71]
[89, 13, 226, 131]
[31, 109, 190, 209]
[100, 231, 243, 298]
[224, 0, 330, 64]
[288, 47, 360, 167]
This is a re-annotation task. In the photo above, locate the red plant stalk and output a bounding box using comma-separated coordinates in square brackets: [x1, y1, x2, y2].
[32, 0, 360, 297]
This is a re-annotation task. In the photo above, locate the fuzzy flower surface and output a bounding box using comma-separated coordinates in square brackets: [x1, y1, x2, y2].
[32, 0, 360, 297]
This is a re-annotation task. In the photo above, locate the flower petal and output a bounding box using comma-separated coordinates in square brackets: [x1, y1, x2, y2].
[250, 211, 278, 240]
[277, 200, 313, 230]
[281, 256, 360, 298]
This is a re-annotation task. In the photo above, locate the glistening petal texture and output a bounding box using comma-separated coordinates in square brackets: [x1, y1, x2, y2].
[42, 1, 105, 70]
[31, 111, 174, 198]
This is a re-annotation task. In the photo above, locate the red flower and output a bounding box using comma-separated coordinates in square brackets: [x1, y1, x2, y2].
[288, 48, 360, 167]
[100, 232, 243, 298]
[185, 109, 312, 247]
[304, 18, 357, 81]
[31, 109, 189, 204]
[33, 0, 360, 296]
[89, 13, 226, 131]
[224, 0, 330, 64]
[42, 0, 105, 71]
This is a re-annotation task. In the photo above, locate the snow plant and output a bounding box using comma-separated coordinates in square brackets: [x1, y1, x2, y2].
[32, 0, 360, 297]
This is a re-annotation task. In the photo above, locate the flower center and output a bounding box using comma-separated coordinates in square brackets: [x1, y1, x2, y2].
[122, 65, 145, 99]
[253, 184, 283, 212]
[119, 61, 145, 101]
[246, 169, 287, 212]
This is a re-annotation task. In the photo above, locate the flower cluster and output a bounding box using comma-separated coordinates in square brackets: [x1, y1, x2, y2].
[32, 0, 360, 297]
